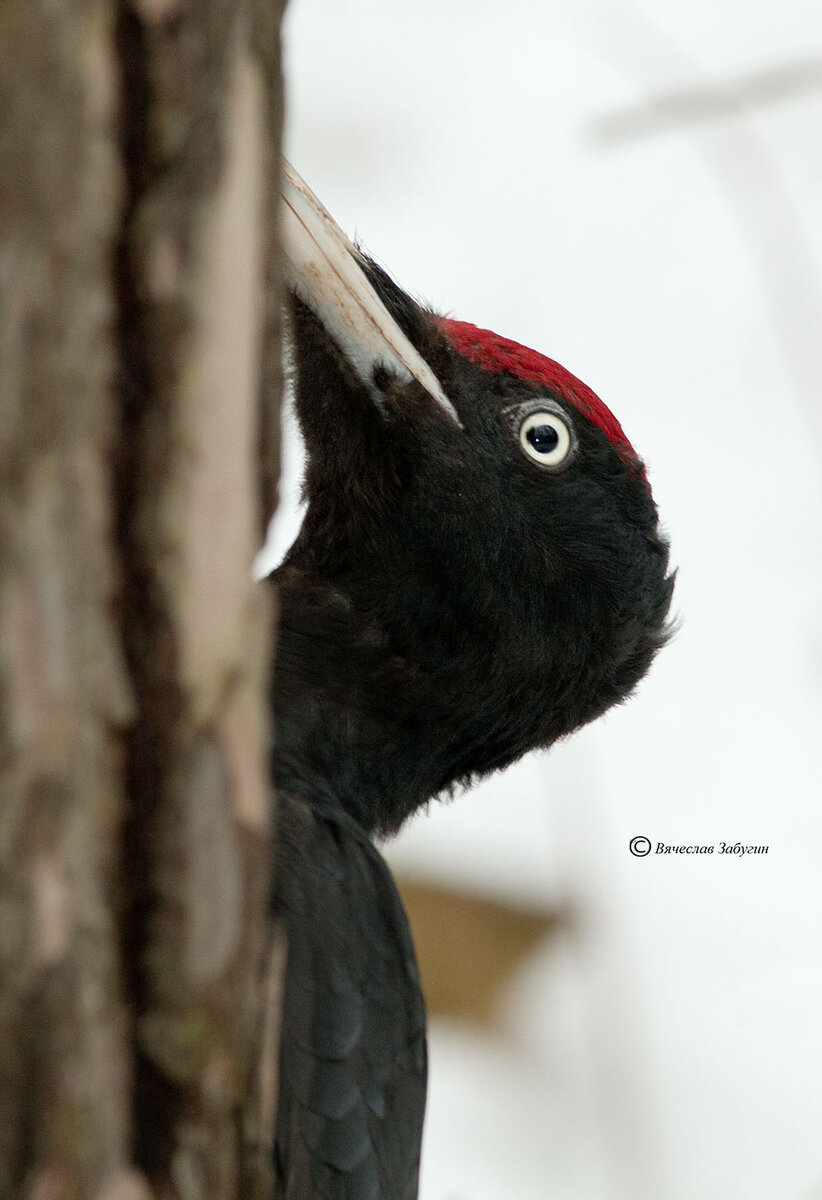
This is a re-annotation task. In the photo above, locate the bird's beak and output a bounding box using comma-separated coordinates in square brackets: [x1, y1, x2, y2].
[280, 162, 462, 427]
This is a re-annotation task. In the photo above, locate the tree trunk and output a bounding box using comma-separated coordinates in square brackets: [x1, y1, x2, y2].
[0, 1, 286, 1197]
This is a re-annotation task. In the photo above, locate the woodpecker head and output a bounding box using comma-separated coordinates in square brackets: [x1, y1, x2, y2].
[273, 166, 674, 833]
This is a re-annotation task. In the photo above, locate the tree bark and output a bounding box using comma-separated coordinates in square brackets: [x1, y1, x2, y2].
[0, 1, 285, 1197]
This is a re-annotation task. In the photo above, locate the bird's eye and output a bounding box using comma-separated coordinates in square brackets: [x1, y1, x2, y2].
[519, 411, 573, 468]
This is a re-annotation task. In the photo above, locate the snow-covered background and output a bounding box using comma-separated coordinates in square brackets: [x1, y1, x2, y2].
[265, 2, 822, 1196]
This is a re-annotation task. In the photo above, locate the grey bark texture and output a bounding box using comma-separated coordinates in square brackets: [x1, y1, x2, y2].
[0, 1, 286, 1197]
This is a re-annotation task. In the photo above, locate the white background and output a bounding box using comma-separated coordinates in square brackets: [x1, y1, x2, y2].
[266, 3, 822, 1196]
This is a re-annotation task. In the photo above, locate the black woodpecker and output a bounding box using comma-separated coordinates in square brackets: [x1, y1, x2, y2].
[270, 165, 674, 1200]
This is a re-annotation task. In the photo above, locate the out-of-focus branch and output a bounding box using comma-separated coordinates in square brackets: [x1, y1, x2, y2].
[588, 53, 822, 144]
[578, 8, 822, 458]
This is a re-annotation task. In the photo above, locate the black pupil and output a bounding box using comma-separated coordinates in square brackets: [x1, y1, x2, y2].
[526, 423, 559, 454]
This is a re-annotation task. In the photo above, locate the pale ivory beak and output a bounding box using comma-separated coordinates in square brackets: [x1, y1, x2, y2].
[280, 162, 462, 427]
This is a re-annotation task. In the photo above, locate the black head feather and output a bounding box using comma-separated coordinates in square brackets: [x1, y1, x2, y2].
[271, 258, 674, 836]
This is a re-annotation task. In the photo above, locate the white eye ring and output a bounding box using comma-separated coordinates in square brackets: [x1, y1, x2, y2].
[519, 411, 573, 468]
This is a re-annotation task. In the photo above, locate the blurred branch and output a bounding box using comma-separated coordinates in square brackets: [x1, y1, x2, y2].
[398, 878, 560, 1027]
[576, 6, 822, 458]
[588, 53, 822, 144]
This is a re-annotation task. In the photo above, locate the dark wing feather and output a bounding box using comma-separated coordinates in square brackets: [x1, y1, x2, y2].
[274, 793, 427, 1200]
